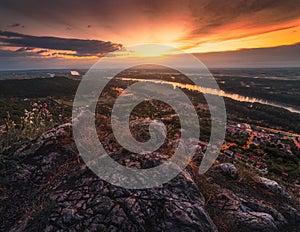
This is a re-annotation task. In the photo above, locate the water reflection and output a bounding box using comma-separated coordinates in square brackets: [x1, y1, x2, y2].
[120, 77, 300, 114]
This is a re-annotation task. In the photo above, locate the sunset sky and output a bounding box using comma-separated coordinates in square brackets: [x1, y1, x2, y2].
[0, 0, 300, 69]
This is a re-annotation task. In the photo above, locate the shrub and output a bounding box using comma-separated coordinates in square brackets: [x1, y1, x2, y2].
[0, 102, 55, 152]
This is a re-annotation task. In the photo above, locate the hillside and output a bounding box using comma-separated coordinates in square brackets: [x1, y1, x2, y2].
[1, 123, 299, 231]
[0, 77, 80, 98]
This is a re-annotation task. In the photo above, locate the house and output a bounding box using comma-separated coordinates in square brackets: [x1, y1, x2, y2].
[235, 153, 247, 161]
[224, 150, 234, 157]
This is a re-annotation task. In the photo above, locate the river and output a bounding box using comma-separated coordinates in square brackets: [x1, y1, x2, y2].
[119, 77, 300, 115]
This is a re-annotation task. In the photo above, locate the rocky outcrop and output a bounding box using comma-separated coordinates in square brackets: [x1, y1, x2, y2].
[216, 163, 238, 178]
[258, 177, 291, 200]
[1, 123, 299, 231]
[1, 124, 217, 232]
[195, 162, 300, 232]
[205, 184, 287, 232]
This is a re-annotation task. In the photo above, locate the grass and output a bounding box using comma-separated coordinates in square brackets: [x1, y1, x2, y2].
[0, 103, 58, 177]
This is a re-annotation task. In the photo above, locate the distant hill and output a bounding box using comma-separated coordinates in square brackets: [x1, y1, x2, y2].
[0, 77, 80, 98]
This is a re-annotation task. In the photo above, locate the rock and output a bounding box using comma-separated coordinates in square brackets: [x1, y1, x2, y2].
[258, 177, 291, 199]
[62, 208, 77, 224]
[1, 124, 217, 232]
[217, 163, 238, 178]
[279, 204, 300, 230]
[1, 123, 299, 232]
[207, 185, 286, 232]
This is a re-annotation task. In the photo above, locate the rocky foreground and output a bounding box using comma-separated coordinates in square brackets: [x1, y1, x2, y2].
[1, 123, 299, 231]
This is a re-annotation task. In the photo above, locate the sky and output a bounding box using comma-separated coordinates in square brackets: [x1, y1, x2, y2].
[0, 0, 300, 69]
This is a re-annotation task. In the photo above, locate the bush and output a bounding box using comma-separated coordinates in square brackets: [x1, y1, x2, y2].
[0, 102, 55, 152]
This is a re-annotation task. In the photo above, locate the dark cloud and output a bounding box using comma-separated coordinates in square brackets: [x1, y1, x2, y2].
[0, 49, 34, 58]
[0, 49, 94, 70]
[194, 43, 300, 68]
[8, 23, 22, 28]
[184, 0, 300, 40]
[36, 49, 49, 54]
[0, 31, 122, 57]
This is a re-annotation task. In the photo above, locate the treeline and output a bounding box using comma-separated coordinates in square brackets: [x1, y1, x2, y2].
[217, 77, 300, 108]
[263, 145, 300, 180]
[225, 98, 300, 134]
[0, 77, 80, 98]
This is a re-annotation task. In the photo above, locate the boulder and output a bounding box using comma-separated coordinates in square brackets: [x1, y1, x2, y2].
[217, 163, 238, 178]
[258, 177, 291, 199]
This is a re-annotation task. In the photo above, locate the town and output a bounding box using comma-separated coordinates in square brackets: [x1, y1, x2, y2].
[220, 122, 300, 182]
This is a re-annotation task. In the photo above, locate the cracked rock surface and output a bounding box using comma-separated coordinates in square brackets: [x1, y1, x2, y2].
[1, 124, 217, 232]
[1, 123, 299, 231]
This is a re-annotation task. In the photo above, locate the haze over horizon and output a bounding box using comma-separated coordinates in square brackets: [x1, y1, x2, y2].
[0, 0, 300, 69]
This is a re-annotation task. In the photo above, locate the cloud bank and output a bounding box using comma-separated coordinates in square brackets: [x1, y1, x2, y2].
[0, 31, 122, 57]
